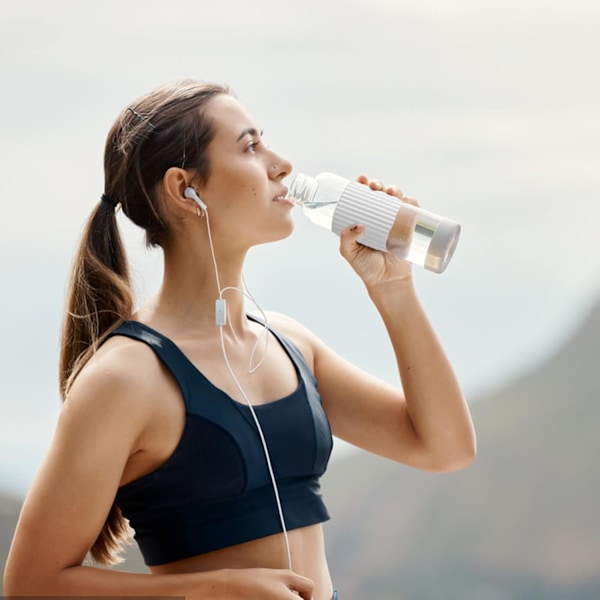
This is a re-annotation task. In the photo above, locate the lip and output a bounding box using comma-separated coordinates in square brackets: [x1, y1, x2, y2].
[272, 187, 291, 203]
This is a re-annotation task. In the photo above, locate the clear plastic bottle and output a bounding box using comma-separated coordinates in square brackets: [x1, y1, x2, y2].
[288, 172, 461, 274]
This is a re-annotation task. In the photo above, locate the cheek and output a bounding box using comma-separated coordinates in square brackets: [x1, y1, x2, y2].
[236, 181, 256, 197]
[221, 167, 259, 198]
[206, 161, 268, 212]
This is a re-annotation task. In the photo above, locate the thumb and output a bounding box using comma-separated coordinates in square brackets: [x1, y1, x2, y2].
[339, 224, 365, 259]
[287, 572, 315, 599]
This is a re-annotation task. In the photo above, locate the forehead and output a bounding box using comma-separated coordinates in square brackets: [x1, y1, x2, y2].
[206, 94, 259, 142]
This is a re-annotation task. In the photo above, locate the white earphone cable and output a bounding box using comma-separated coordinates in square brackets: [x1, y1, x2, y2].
[203, 210, 292, 571]
[217, 324, 293, 571]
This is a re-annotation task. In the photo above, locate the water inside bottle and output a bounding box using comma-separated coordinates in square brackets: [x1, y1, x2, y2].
[300, 201, 338, 209]
[387, 207, 460, 273]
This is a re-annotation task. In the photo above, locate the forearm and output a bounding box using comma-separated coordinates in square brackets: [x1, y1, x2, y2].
[4, 564, 228, 598]
[5, 562, 313, 599]
[367, 278, 476, 471]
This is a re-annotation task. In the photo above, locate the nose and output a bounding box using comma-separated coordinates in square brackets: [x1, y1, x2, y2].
[269, 149, 293, 180]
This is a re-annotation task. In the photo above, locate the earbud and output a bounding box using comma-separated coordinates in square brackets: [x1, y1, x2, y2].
[184, 187, 208, 212]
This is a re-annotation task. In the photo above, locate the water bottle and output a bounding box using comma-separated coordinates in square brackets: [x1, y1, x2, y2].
[288, 172, 461, 274]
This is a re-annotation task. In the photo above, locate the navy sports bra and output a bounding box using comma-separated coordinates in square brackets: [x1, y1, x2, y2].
[106, 318, 333, 566]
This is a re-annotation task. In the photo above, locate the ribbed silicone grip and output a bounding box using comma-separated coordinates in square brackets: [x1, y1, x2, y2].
[331, 182, 400, 251]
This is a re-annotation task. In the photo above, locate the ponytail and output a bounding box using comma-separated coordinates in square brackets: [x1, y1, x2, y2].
[59, 199, 133, 564]
[58, 79, 231, 565]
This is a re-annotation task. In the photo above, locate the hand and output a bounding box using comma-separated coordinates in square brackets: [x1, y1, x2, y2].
[339, 175, 418, 289]
[220, 567, 315, 599]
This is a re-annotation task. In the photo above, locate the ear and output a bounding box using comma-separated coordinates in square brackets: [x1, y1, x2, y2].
[162, 167, 198, 217]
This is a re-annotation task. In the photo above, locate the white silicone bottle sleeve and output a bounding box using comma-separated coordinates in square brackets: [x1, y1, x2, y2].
[331, 182, 400, 252]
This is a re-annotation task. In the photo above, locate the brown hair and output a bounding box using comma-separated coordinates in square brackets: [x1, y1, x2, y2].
[59, 79, 230, 564]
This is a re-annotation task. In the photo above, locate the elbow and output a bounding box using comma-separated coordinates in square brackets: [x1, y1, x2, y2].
[4, 560, 50, 596]
[3, 567, 23, 596]
[426, 436, 477, 474]
[4, 558, 19, 596]
[434, 417, 478, 473]
[447, 442, 477, 473]
[438, 447, 476, 473]
[4, 571, 34, 596]
[4, 573, 55, 597]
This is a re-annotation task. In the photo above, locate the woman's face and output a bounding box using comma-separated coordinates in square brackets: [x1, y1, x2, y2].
[197, 94, 295, 249]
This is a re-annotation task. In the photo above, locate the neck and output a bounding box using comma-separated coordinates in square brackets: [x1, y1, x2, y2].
[141, 236, 252, 337]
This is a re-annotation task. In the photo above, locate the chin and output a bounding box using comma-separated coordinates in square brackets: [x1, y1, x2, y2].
[281, 217, 295, 239]
[256, 219, 295, 247]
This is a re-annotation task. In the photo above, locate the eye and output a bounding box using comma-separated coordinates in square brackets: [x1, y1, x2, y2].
[245, 140, 261, 153]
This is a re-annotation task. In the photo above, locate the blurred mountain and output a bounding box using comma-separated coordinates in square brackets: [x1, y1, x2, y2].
[2, 298, 599, 598]
[321, 298, 600, 599]
[0, 492, 21, 577]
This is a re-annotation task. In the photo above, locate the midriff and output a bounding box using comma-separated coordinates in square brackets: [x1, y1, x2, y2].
[150, 523, 333, 599]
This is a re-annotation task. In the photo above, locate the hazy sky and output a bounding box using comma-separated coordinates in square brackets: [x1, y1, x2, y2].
[1, 0, 599, 494]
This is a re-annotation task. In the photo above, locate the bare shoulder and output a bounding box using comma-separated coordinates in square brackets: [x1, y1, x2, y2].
[7, 334, 177, 576]
[64, 333, 172, 443]
[265, 311, 311, 336]
[72, 333, 164, 400]
[264, 311, 322, 369]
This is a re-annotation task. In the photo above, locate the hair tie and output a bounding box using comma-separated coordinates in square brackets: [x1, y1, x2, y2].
[101, 193, 115, 207]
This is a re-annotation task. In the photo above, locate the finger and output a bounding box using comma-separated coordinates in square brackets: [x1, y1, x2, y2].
[339, 224, 367, 261]
[403, 195, 420, 207]
[287, 572, 315, 599]
[340, 223, 365, 237]
[356, 174, 369, 185]
[369, 179, 384, 191]
[384, 184, 404, 198]
[339, 223, 364, 248]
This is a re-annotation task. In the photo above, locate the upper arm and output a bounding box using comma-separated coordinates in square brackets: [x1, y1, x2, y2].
[313, 337, 425, 464]
[267, 313, 425, 466]
[6, 343, 159, 584]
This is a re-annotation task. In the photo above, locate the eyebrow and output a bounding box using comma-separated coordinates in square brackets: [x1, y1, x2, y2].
[236, 127, 263, 142]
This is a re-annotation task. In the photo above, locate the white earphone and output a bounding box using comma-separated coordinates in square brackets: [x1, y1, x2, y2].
[184, 186, 208, 212]
[183, 183, 291, 570]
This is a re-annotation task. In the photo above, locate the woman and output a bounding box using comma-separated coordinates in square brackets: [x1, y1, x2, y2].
[4, 80, 475, 599]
